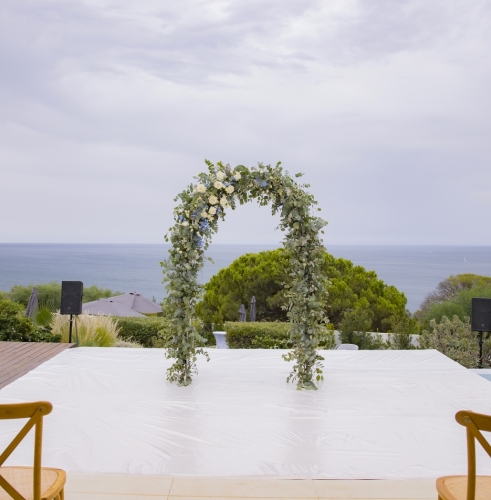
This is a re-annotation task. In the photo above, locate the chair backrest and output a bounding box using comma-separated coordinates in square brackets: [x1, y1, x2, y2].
[455, 410, 491, 500]
[335, 344, 359, 350]
[0, 401, 53, 500]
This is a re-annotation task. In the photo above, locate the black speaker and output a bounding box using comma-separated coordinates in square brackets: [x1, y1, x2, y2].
[471, 298, 491, 332]
[60, 281, 83, 315]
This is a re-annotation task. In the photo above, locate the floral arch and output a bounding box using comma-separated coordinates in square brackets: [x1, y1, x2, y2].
[161, 160, 328, 389]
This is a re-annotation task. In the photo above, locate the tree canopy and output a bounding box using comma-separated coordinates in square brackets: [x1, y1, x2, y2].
[416, 274, 491, 328]
[197, 248, 408, 332]
[4, 282, 122, 310]
[419, 274, 491, 311]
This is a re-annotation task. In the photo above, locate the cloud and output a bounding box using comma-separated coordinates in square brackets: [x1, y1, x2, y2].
[0, 0, 490, 244]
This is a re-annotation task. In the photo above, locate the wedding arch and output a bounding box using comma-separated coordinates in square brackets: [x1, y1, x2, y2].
[161, 161, 328, 389]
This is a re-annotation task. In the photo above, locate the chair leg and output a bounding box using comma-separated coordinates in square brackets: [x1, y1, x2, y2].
[60, 488, 64, 500]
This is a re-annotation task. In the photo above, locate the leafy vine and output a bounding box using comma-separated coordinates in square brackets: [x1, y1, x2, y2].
[161, 161, 328, 389]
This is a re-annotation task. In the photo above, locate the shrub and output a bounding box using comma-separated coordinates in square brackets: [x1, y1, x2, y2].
[225, 322, 335, 349]
[386, 316, 419, 350]
[419, 315, 490, 368]
[387, 332, 415, 350]
[7, 282, 122, 309]
[0, 300, 60, 343]
[34, 307, 54, 327]
[419, 300, 467, 329]
[115, 339, 144, 348]
[200, 322, 217, 346]
[419, 274, 491, 313]
[338, 309, 386, 350]
[21, 329, 61, 343]
[225, 322, 291, 349]
[416, 274, 491, 329]
[51, 312, 119, 347]
[116, 317, 172, 347]
[0, 299, 25, 317]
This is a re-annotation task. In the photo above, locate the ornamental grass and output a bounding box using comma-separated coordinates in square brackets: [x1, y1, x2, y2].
[51, 312, 120, 347]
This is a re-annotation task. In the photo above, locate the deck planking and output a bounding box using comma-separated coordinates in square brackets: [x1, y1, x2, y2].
[0, 342, 76, 389]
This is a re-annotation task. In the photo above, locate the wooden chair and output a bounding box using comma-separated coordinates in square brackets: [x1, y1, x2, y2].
[0, 402, 65, 500]
[437, 410, 491, 500]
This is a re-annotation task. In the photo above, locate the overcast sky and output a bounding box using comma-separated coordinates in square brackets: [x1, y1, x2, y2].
[1, 0, 490, 245]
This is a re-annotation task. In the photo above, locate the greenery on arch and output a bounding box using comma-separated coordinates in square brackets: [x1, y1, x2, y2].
[161, 160, 328, 389]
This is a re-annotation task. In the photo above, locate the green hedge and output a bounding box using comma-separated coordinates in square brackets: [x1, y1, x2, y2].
[116, 317, 171, 347]
[224, 322, 335, 349]
[0, 299, 60, 343]
[116, 317, 336, 350]
[225, 322, 290, 348]
[0, 327, 61, 343]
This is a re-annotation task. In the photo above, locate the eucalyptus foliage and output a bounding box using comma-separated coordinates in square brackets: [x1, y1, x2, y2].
[161, 161, 328, 389]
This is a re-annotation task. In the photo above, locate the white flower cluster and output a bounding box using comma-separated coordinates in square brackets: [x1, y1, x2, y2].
[177, 168, 244, 226]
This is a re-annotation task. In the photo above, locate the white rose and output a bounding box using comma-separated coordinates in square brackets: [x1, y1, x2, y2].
[214, 181, 224, 189]
[181, 221, 189, 226]
[225, 185, 234, 194]
[208, 206, 217, 215]
[209, 195, 218, 205]
[196, 184, 206, 193]
[216, 171, 225, 181]
[220, 197, 228, 207]
[200, 210, 207, 218]
[233, 171, 241, 180]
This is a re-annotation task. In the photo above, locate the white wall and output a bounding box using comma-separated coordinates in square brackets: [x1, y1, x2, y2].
[334, 331, 420, 348]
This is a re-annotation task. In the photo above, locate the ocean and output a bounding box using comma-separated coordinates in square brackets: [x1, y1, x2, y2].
[0, 244, 490, 312]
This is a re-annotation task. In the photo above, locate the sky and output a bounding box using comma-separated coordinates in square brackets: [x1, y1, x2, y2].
[1, 0, 490, 245]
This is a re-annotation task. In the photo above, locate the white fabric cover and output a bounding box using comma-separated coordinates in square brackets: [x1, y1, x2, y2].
[1, 348, 491, 479]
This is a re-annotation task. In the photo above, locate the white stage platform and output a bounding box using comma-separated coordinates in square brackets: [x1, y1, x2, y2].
[1, 348, 491, 479]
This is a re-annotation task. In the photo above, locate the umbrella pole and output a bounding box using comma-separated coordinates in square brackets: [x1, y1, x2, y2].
[69, 314, 73, 343]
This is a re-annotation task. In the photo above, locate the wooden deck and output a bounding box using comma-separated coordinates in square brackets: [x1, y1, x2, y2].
[0, 342, 76, 390]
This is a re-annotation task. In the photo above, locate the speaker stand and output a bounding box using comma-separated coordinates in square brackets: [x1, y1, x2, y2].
[69, 314, 74, 344]
[478, 331, 490, 368]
